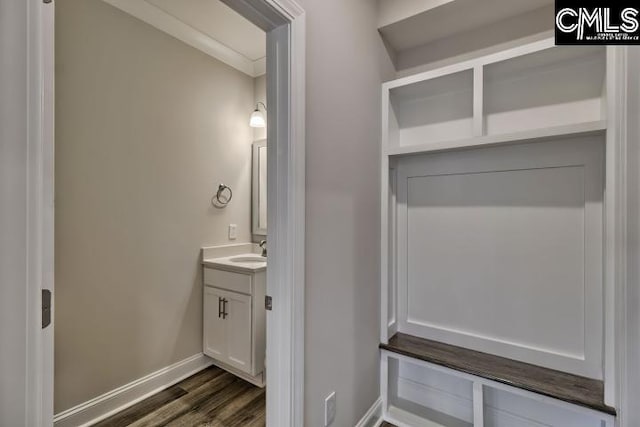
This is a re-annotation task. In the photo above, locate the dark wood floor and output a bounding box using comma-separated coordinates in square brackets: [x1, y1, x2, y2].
[94, 366, 265, 426]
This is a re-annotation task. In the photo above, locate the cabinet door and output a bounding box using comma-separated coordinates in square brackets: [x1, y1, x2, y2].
[222, 290, 253, 374]
[203, 287, 227, 360]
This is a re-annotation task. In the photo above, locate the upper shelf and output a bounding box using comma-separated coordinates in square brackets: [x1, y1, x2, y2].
[386, 120, 606, 156]
[383, 40, 608, 156]
[483, 45, 605, 136]
[389, 69, 474, 146]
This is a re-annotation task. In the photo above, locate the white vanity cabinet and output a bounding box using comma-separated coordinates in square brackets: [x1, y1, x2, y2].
[203, 287, 253, 372]
[202, 262, 266, 387]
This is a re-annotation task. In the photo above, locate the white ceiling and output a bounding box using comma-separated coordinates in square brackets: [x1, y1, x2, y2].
[146, 0, 265, 61]
[102, 0, 266, 76]
[379, 0, 553, 52]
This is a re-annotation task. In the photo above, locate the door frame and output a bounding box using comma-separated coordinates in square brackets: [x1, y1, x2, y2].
[27, 0, 306, 425]
[26, 1, 55, 425]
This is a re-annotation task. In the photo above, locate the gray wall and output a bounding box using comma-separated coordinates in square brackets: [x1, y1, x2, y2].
[55, 0, 256, 413]
[0, 0, 28, 424]
[295, 0, 394, 425]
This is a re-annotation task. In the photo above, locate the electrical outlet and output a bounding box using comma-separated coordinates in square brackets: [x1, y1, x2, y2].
[228, 224, 237, 240]
[324, 391, 336, 426]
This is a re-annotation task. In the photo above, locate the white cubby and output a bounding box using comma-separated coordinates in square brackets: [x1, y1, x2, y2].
[386, 357, 474, 427]
[483, 387, 607, 427]
[382, 40, 608, 156]
[483, 46, 606, 136]
[388, 69, 474, 148]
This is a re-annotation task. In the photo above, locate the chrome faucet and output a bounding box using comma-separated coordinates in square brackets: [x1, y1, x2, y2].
[259, 240, 267, 257]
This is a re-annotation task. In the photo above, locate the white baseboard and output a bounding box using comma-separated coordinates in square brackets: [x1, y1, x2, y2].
[53, 353, 213, 427]
[355, 397, 383, 427]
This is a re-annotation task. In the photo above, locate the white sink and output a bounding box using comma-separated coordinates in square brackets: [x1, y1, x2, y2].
[230, 255, 266, 263]
[202, 250, 267, 272]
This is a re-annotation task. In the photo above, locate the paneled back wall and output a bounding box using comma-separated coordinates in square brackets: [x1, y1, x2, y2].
[394, 137, 605, 379]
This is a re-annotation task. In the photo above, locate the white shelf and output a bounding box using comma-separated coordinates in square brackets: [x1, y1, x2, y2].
[385, 356, 475, 427]
[385, 120, 606, 157]
[388, 69, 474, 147]
[382, 40, 608, 155]
[483, 46, 606, 136]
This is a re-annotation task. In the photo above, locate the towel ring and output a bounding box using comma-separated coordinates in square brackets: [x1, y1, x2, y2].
[212, 184, 233, 208]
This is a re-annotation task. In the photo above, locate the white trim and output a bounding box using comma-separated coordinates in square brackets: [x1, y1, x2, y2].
[254, 56, 267, 77]
[266, 3, 306, 426]
[604, 46, 623, 408]
[101, 0, 266, 77]
[39, 1, 56, 423]
[619, 46, 640, 427]
[385, 120, 607, 157]
[472, 65, 484, 137]
[380, 154, 390, 344]
[26, 0, 55, 426]
[473, 382, 484, 427]
[380, 352, 390, 423]
[53, 354, 212, 427]
[606, 46, 630, 416]
[355, 397, 383, 427]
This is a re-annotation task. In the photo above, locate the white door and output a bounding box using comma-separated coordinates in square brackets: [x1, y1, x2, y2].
[396, 137, 604, 378]
[223, 290, 253, 374]
[1, 1, 54, 425]
[203, 287, 227, 360]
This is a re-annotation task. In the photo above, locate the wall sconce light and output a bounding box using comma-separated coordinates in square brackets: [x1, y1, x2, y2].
[250, 102, 267, 128]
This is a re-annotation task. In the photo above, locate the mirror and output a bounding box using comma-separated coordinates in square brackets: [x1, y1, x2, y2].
[252, 140, 267, 236]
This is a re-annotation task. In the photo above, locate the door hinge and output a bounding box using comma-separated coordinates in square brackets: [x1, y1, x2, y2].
[42, 289, 52, 329]
[265, 295, 272, 311]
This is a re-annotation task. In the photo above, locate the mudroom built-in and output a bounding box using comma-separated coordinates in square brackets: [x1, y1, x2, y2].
[378, 33, 624, 427]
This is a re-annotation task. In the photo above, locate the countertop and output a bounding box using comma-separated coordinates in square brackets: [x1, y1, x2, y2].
[202, 253, 266, 273]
